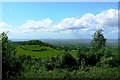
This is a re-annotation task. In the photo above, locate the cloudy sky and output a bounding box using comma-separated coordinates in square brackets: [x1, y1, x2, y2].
[0, 2, 118, 39]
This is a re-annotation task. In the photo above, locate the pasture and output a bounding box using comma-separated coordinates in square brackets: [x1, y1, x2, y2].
[16, 45, 62, 59]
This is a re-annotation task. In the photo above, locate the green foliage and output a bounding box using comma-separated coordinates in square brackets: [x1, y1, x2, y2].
[104, 48, 113, 57]
[20, 45, 47, 52]
[77, 48, 105, 67]
[99, 52, 120, 67]
[15, 40, 43, 45]
[23, 67, 120, 79]
[91, 29, 106, 51]
[112, 52, 120, 67]
[59, 51, 77, 70]
[77, 48, 86, 66]
[14, 40, 52, 47]
[44, 51, 78, 71]
[1, 29, 119, 79]
[1, 32, 23, 79]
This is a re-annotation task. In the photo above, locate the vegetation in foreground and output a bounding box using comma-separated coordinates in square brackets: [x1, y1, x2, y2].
[1, 29, 120, 79]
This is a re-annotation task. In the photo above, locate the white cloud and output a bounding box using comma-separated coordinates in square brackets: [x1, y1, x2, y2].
[20, 18, 53, 30]
[0, 9, 118, 39]
[112, 29, 120, 33]
[0, 22, 9, 28]
[17, 9, 118, 34]
[56, 9, 117, 32]
[96, 9, 118, 27]
[0, 22, 10, 33]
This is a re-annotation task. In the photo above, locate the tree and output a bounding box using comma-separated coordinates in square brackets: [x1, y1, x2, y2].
[77, 48, 86, 66]
[91, 29, 106, 51]
[60, 51, 77, 70]
[1, 32, 23, 79]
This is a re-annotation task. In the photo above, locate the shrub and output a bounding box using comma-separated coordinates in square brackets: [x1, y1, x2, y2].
[104, 48, 112, 58]
[59, 51, 77, 70]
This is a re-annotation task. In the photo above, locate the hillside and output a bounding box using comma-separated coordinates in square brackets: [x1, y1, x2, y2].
[14, 40, 53, 46]
[16, 45, 61, 58]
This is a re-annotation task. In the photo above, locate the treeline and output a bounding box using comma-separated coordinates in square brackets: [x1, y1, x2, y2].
[14, 40, 52, 47]
[20, 46, 47, 52]
[44, 48, 120, 71]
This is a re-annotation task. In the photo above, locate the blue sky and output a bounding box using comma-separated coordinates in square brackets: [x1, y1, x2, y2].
[1, 0, 119, 2]
[1, 2, 118, 39]
[2, 2, 117, 25]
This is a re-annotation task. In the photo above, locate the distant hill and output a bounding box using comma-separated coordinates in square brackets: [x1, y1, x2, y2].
[14, 40, 53, 47]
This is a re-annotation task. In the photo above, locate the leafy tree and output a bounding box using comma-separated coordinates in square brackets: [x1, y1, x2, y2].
[1, 32, 23, 79]
[60, 51, 77, 70]
[91, 29, 106, 51]
[77, 48, 86, 66]
[100, 51, 120, 67]
[77, 48, 103, 67]
[44, 57, 55, 70]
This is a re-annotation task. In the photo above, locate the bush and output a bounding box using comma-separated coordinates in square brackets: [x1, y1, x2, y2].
[44, 60, 54, 70]
[59, 51, 77, 70]
[104, 48, 112, 57]
[99, 51, 120, 67]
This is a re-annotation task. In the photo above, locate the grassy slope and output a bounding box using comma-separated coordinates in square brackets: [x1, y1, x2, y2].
[16, 45, 77, 59]
[16, 45, 61, 58]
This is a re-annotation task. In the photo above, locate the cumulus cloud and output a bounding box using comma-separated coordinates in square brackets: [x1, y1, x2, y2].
[0, 22, 10, 33]
[0, 9, 118, 39]
[54, 9, 118, 32]
[18, 9, 118, 34]
[20, 18, 53, 31]
[96, 9, 118, 27]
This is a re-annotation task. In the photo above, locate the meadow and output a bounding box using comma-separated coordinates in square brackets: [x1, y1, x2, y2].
[16, 45, 61, 59]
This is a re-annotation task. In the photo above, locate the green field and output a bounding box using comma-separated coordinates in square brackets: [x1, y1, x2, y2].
[16, 45, 61, 58]
[16, 45, 77, 59]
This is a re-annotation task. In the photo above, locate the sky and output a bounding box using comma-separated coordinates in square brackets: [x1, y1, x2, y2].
[0, 2, 119, 39]
[1, 0, 119, 2]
